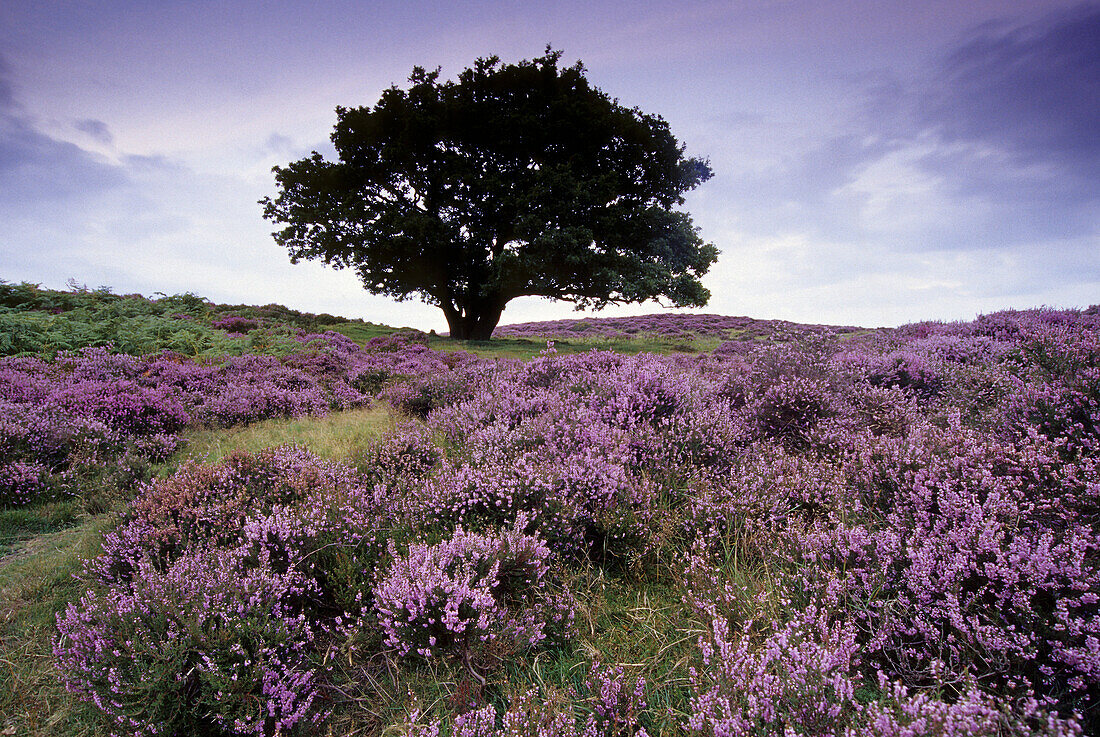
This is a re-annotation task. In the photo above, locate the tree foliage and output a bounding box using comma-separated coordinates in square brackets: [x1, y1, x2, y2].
[261, 49, 717, 339]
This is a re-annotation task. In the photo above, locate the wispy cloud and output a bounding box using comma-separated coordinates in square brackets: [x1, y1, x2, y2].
[926, 2, 1100, 180]
[692, 3, 1099, 323]
[0, 60, 126, 208]
[75, 118, 113, 146]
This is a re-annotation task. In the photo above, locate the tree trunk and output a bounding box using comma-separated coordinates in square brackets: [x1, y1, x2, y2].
[441, 300, 506, 340]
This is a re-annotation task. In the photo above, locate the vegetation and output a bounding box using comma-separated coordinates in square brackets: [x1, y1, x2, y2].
[261, 49, 717, 339]
[0, 278, 419, 358]
[2, 282, 1098, 736]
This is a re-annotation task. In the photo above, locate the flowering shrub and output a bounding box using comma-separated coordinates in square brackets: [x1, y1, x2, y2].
[359, 421, 442, 487]
[374, 520, 573, 659]
[0, 329, 472, 507]
[383, 372, 472, 418]
[212, 314, 261, 333]
[0, 459, 50, 506]
[687, 607, 861, 737]
[748, 375, 834, 449]
[858, 677, 1083, 737]
[491, 312, 860, 341]
[0, 397, 121, 506]
[56, 447, 385, 735]
[42, 302, 1100, 734]
[863, 349, 943, 398]
[768, 415, 1100, 717]
[408, 664, 647, 737]
[56, 547, 325, 737]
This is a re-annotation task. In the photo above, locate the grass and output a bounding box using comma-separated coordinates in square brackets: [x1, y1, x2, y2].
[0, 514, 115, 736]
[421, 332, 733, 361]
[0, 501, 82, 557]
[323, 562, 706, 737]
[178, 404, 396, 465]
[322, 321, 415, 345]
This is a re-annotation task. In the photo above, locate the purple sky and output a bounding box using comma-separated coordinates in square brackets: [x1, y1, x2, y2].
[1, 0, 1096, 330]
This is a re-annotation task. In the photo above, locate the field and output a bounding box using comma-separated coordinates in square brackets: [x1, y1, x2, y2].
[1, 281, 1098, 736]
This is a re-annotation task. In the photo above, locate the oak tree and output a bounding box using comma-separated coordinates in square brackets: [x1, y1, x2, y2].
[261, 49, 717, 340]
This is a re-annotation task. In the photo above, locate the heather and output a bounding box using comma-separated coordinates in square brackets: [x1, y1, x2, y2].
[491, 312, 863, 343]
[0, 326, 475, 511]
[1, 302, 1097, 735]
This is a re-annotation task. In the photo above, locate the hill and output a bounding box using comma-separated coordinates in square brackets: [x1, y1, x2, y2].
[2, 279, 1098, 736]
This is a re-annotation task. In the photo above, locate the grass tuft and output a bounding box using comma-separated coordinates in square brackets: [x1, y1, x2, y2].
[178, 405, 396, 464]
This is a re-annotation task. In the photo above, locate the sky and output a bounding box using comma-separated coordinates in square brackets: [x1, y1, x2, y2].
[0, 0, 1097, 331]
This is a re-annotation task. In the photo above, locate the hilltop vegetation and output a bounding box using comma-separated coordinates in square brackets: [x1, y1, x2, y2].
[0, 279, 399, 358]
[1, 281, 1098, 736]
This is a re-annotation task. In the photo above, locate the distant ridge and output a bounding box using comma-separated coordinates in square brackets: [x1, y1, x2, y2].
[491, 312, 866, 339]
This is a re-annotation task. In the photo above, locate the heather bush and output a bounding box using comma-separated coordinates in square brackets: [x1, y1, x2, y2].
[863, 350, 943, 398]
[351, 365, 397, 394]
[50, 379, 191, 435]
[913, 332, 1010, 366]
[748, 375, 835, 449]
[57, 447, 384, 735]
[56, 546, 326, 737]
[358, 421, 442, 487]
[686, 607, 862, 737]
[1010, 367, 1099, 457]
[0, 327, 470, 507]
[492, 312, 859, 342]
[0, 397, 126, 506]
[0, 459, 51, 506]
[858, 677, 1083, 737]
[777, 416, 1100, 723]
[683, 572, 1082, 737]
[212, 314, 261, 333]
[193, 357, 329, 426]
[417, 358, 681, 559]
[836, 384, 922, 437]
[384, 372, 472, 418]
[86, 446, 368, 584]
[374, 519, 574, 660]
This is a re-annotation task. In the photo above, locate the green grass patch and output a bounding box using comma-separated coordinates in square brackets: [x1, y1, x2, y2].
[0, 501, 82, 557]
[178, 404, 396, 464]
[322, 321, 410, 344]
[427, 333, 721, 360]
[0, 514, 115, 736]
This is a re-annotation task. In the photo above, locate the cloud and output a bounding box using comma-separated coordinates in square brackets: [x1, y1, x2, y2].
[686, 4, 1100, 325]
[0, 101, 126, 213]
[0, 53, 448, 329]
[0, 55, 12, 108]
[783, 3, 1100, 256]
[262, 133, 294, 155]
[75, 118, 113, 145]
[925, 2, 1100, 181]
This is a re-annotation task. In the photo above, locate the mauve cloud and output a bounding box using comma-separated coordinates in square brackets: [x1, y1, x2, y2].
[75, 118, 113, 146]
[925, 2, 1100, 180]
[0, 55, 12, 108]
[0, 111, 126, 208]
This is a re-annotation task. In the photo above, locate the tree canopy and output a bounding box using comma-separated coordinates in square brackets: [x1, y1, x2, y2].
[261, 48, 717, 340]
